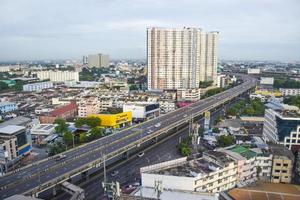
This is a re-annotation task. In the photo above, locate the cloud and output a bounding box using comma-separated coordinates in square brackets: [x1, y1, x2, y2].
[0, 0, 299, 61]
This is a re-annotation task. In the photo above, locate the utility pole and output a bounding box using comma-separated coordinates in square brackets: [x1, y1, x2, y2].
[102, 181, 121, 200]
[154, 180, 163, 200]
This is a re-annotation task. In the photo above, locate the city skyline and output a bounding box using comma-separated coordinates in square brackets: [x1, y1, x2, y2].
[0, 0, 300, 62]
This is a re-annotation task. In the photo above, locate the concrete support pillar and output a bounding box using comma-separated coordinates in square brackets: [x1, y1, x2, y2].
[81, 171, 89, 181]
[52, 186, 57, 196]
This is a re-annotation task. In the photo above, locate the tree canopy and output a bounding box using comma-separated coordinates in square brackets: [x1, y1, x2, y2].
[199, 81, 213, 88]
[75, 117, 101, 128]
[54, 118, 69, 135]
[284, 95, 300, 108]
[217, 135, 236, 147]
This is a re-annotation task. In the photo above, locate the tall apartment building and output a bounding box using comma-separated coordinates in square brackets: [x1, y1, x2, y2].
[147, 27, 219, 90]
[36, 71, 79, 82]
[78, 97, 100, 117]
[88, 54, 109, 68]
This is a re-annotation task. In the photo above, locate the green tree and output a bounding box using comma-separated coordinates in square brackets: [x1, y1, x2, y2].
[212, 127, 220, 133]
[217, 135, 236, 147]
[63, 131, 73, 146]
[284, 95, 300, 108]
[75, 117, 101, 128]
[129, 84, 139, 91]
[79, 133, 87, 143]
[90, 127, 104, 139]
[181, 146, 192, 156]
[199, 81, 213, 88]
[48, 142, 66, 156]
[54, 118, 69, 135]
[0, 82, 9, 91]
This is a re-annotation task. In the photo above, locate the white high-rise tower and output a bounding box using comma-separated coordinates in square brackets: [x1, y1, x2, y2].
[147, 27, 219, 90]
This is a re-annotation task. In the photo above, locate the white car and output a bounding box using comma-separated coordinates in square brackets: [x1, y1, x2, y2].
[155, 123, 161, 128]
[138, 152, 145, 157]
[111, 170, 119, 177]
[147, 129, 153, 134]
[183, 114, 188, 118]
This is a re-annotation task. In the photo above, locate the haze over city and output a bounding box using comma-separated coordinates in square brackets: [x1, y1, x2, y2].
[0, 0, 299, 61]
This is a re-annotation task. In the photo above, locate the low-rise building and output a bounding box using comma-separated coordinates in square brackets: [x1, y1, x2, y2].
[158, 100, 176, 113]
[39, 102, 78, 123]
[123, 102, 159, 121]
[0, 102, 17, 113]
[280, 88, 300, 96]
[89, 111, 132, 129]
[219, 145, 272, 185]
[36, 70, 79, 82]
[141, 151, 237, 193]
[23, 81, 53, 92]
[78, 97, 100, 117]
[269, 144, 294, 184]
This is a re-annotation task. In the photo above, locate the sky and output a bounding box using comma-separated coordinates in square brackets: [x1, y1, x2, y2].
[0, 0, 299, 62]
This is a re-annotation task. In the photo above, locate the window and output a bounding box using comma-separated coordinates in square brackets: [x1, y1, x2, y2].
[282, 170, 287, 173]
[286, 139, 290, 143]
[283, 164, 288, 167]
[276, 163, 281, 166]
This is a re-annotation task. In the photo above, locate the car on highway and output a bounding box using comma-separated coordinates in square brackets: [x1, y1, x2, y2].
[155, 123, 161, 127]
[111, 170, 119, 177]
[147, 129, 153, 134]
[183, 114, 188, 118]
[138, 152, 144, 157]
[55, 154, 67, 161]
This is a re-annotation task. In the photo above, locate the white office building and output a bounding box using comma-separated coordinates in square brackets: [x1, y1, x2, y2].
[147, 27, 218, 90]
[123, 102, 160, 121]
[141, 151, 237, 193]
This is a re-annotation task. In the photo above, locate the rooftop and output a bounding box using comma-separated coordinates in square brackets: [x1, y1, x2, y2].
[0, 102, 16, 107]
[148, 157, 225, 178]
[133, 187, 218, 200]
[227, 182, 300, 200]
[0, 125, 25, 135]
[0, 116, 31, 128]
[269, 144, 294, 159]
[50, 102, 77, 117]
[229, 145, 257, 159]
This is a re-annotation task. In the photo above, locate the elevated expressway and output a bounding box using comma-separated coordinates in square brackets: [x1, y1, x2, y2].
[0, 74, 257, 199]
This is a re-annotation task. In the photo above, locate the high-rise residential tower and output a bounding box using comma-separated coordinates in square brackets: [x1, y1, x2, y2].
[147, 27, 219, 90]
[88, 53, 109, 68]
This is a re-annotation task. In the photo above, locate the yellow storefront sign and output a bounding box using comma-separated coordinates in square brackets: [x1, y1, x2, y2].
[89, 112, 132, 128]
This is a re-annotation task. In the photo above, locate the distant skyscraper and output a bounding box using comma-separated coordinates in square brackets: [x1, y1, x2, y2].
[88, 54, 109, 68]
[147, 27, 219, 90]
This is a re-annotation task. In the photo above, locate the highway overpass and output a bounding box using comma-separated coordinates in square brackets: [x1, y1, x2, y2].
[0, 74, 257, 199]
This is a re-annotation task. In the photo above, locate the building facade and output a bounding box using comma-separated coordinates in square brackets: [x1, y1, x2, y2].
[0, 102, 17, 113]
[280, 88, 300, 96]
[263, 108, 300, 150]
[36, 71, 79, 82]
[39, 102, 78, 124]
[88, 54, 109, 68]
[147, 27, 218, 90]
[23, 81, 54, 92]
[78, 97, 100, 117]
[123, 102, 160, 121]
[141, 151, 237, 193]
[89, 112, 132, 129]
[270, 145, 294, 184]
